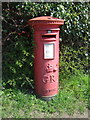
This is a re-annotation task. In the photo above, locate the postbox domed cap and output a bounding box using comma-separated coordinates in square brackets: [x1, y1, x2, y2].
[28, 16, 64, 26]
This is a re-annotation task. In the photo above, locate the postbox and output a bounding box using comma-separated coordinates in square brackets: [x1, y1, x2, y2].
[28, 16, 64, 100]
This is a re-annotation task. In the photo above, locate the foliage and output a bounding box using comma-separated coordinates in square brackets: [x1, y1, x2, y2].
[2, 23, 34, 88]
[60, 45, 88, 78]
[1, 73, 88, 118]
[2, 2, 89, 89]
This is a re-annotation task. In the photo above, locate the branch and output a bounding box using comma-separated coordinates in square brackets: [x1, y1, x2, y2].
[2, 31, 17, 42]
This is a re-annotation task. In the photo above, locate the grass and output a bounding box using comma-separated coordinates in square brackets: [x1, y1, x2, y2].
[1, 72, 88, 118]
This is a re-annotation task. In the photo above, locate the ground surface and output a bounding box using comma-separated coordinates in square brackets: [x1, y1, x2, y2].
[28, 110, 89, 118]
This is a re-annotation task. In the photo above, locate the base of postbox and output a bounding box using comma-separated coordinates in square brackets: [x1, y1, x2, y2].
[37, 94, 57, 101]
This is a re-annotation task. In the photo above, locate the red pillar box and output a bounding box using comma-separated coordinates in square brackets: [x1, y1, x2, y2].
[28, 16, 64, 100]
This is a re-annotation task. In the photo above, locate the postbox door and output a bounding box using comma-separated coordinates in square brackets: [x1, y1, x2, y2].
[40, 32, 59, 96]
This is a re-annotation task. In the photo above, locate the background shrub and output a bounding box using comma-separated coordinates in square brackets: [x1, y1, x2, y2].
[2, 2, 89, 89]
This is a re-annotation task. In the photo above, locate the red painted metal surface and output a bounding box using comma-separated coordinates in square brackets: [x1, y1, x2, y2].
[28, 16, 64, 98]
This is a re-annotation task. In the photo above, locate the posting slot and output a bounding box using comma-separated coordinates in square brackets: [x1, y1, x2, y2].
[42, 34, 56, 41]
